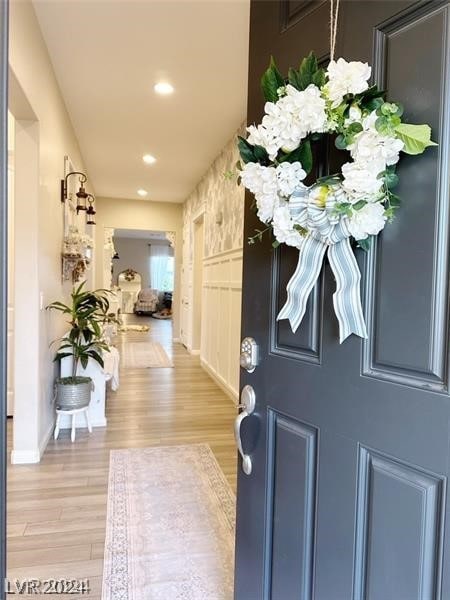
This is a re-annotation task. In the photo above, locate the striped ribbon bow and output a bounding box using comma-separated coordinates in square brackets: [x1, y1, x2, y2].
[277, 186, 368, 344]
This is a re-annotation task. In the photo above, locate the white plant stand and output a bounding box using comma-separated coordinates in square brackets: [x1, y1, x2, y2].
[54, 406, 92, 443]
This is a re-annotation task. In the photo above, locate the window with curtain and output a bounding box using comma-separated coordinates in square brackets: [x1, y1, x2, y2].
[149, 243, 174, 291]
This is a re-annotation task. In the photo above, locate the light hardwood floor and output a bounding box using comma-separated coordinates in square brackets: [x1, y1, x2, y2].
[7, 317, 237, 599]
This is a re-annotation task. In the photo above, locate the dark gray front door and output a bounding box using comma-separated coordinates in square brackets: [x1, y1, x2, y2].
[235, 2, 450, 598]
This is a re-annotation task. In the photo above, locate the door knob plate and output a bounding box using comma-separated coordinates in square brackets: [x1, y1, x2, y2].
[234, 385, 256, 475]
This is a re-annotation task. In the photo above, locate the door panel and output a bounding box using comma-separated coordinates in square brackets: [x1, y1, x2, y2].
[265, 411, 318, 600]
[354, 447, 445, 600]
[235, 1, 450, 599]
[272, 246, 322, 363]
[363, 3, 450, 392]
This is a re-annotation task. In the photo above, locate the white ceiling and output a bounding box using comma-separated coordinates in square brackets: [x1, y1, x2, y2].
[33, 0, 250, 203]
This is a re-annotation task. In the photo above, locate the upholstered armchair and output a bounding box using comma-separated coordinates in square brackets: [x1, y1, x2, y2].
[134, 288, 159, 315]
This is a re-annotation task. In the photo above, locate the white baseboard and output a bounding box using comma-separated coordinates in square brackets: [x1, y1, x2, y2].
[201, 358, 238, 404]
[39, 419, 55, 456]
[11, 419, 55, 465]
[10, 449, 41, 464]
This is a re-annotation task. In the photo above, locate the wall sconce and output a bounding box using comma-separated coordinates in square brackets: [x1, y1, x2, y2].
[86, 194, 96, 225]
[60, 171, 88, 205]
[76, 180, 89, 213]
[112, 251, 120, 260]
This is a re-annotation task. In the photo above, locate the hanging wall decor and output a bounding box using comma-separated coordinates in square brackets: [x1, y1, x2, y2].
[238, 52, 436, 343]
[62, 226, 94, 283]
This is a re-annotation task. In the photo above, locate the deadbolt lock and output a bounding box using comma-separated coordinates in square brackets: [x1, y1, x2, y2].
[240, 337, 259, 373]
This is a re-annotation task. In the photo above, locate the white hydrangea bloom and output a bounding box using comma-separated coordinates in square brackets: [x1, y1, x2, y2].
[341, 160, 385, 196]
[246, 122, 281, 162]
[240, 162, 279, 223]
[246, 85, 327, 161]
[325, 58, 371, 107]
[349, 129, 404, 167]
[362, 110, 378, 131]
[281, 84, 327, 138]
[240, 162, 275, 195]
[276, 162, 307, 197]
[272, 203, 304, 248]
[344, 104, 363, 127]
[348, 202, 387, 240]
[247, 99, 305, 160]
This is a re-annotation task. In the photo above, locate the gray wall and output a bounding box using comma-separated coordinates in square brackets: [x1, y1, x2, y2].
[113, 237, 152, 288]
[112, 236, 173, 289]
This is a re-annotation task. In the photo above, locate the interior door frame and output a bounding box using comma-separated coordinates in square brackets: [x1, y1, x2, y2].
[0, 0, 8, 594]
[190, 206, 205, 354]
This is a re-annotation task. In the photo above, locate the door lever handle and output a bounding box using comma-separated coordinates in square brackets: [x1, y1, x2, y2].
[234, 385, 256, 475]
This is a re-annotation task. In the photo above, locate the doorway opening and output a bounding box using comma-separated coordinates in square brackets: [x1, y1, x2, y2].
[106, 228, 175, 332]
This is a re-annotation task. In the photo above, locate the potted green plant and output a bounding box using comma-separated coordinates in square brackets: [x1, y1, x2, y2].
[47, 282, 117, 410]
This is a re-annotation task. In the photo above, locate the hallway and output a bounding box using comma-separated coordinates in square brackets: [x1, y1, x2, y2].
[6, 318, 237, 598]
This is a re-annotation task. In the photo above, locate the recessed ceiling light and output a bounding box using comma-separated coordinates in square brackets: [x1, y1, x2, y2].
[154, 82, 174, 95]
[137, 189, 148, 197]
[142, 154, 156, 165]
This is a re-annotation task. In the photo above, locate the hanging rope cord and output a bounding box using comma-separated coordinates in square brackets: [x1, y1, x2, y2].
[329, 0, 340, 62]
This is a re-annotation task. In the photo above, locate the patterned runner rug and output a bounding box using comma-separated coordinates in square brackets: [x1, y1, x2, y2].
[101, 444, 236, 600]
[121, 341, 173, 369]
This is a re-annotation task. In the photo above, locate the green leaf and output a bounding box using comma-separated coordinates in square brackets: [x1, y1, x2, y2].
[335, 134, 348, 150]
[353, 200, 367, 211]
[288, 67, 301, 90]
[364, 96, 384, 112]
[88, 351, 104, 368]
[261, 56, 285, 102]
[394, 103, 404, 117]
[347, 122, 363, 135]
[54, 352, 73, 362]
[359, 85, 384, 99]
[334, 202, 353, 217]
[312, 68, 326, 88]
[384, 171, 399, 189]
[388, 192, 401, 207]
[375, 116, 391, 135]
[278, 140, 313, 173]
[293, 224, 308, 236]
[380, 102, 398, 116]
[272, 240, 280, 249]
[357, 237, 372, 251]
[394, 123, 437, 155]
[237, 136, 256, 164]
[316, 173, 341, 185]
[237, 136, 269, 166]
[253, 144, 270, 164]
[298, 52, 319, 90]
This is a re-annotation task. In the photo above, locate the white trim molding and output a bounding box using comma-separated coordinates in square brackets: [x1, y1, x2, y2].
[11, 418, 54, 465]
[200, 247, 242, 402]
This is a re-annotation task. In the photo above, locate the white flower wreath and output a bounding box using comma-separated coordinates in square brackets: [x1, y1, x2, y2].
[238, 54, 436, 342]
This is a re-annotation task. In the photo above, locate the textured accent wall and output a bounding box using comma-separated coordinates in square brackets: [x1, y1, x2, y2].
[182, 127, 245, 260]
[181, 128, 245, 401]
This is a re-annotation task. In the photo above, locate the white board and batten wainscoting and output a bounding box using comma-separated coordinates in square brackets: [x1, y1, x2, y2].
[181, 247, 242, 404]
